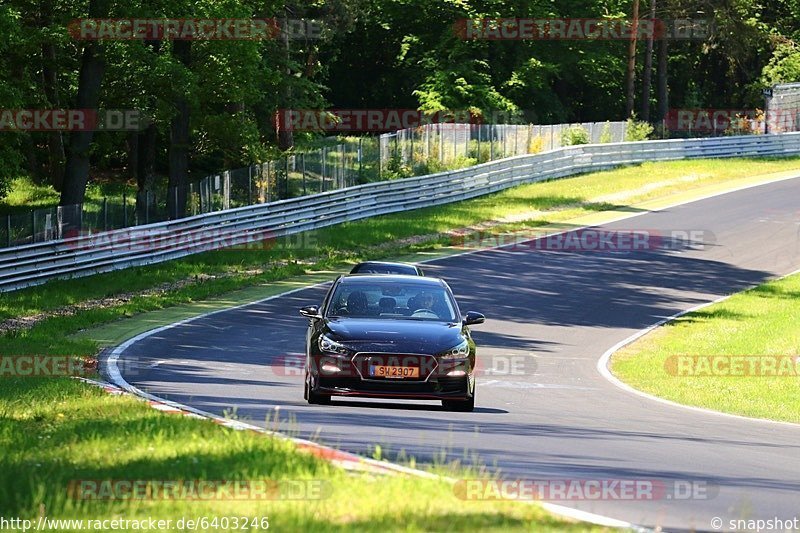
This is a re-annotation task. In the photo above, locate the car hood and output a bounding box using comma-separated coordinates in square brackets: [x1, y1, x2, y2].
[324, 318, 464, 354]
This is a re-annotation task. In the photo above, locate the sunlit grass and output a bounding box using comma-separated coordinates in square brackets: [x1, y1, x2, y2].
[0, 378, 601, 531]
[612, 273, 800, 423]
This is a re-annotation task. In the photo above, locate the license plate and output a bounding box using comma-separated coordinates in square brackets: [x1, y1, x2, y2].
[369, 365, 420, 378]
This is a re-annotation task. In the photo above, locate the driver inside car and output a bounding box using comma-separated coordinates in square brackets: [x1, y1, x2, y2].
[416, 292, 434, 311]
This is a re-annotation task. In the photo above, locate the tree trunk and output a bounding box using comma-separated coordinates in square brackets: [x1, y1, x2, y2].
[135, 123, 157, 224]
[40, 0, 65, 191]
[59, 0, 109, 221]
[657, 34, 669, 124]
[625, 0, 640, 118]
[640, 0, 657, 122]
[167, 40, 191, 220]
[277, 13, 294, 151]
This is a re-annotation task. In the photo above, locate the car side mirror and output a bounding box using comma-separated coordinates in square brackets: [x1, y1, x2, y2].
[299, 305, 322, 319]
[463, 311, 485, 325]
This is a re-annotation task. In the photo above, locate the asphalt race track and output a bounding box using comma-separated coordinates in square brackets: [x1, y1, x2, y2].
[116, 177, 800, 531]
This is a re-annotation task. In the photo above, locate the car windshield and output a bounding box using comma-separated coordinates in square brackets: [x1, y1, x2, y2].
[326, 281, 457, 321]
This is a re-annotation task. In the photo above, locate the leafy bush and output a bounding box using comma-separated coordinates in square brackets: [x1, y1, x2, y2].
[560, 125, 590, 146]
[528, 135, 545, 153]
[624, 119, 654, 141]
[414, 155, 476, 176]
[724, 109, 765, 136]
[383, 153, 413, 180]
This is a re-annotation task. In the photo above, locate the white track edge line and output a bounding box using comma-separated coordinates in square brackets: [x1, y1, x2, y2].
[597, 265, 800, 428]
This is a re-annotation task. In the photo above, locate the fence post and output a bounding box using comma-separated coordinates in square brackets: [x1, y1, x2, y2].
[123, 191, 128, 227]
[285, 157, 290, 198]
[477, 124, 482, 162]
[248, 165, 253, 205]
[103, 198, 108, 230]
[490, 125, 494, 160]
[322, 148, 327, 192]
[6, 214, 10, 247]
[452, 124, 457, 163]
[357, 139, 362, 183]
[438, 125, 443, 163]
[340, 144, 346, 187]
[513, 125, 518, 155]
[145, 192, 150, 224]
[265, 163, 271, 202]
[302, 153, 307, 195]
[224, 171, 231, 210]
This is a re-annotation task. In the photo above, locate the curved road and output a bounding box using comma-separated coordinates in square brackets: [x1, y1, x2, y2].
[116, 177, 800, 531]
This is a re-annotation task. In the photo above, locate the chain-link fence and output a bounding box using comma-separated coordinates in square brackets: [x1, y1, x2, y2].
[379, 122, 628, 172]
[767, 82, 800, 134]
[0, 117, 689, 248]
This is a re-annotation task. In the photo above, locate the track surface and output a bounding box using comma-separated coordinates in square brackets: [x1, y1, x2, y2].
[118, 178, 800, 531]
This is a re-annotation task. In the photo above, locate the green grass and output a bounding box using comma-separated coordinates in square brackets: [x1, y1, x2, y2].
[0, 176, 133, 216]
[611, 272, 800, 423]
[0, 378, 597, 531]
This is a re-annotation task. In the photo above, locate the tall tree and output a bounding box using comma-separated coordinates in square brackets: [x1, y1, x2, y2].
[625, 0, 641, 117]
[59, 0, 110, 212]
[167, 40, 191, 220]
[640, 0, 657, 121]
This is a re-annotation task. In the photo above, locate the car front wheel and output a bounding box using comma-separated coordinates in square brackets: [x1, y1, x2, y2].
[305, 372, 331, 405]
[442, 391, 474, 412]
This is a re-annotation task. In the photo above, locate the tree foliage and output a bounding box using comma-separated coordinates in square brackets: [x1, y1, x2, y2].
[0, 0, 796, 205]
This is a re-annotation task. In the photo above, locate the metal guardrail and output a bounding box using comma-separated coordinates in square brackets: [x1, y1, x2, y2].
[2, 133, 799, 293]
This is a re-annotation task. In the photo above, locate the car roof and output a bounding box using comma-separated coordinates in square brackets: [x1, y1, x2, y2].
[356, 261, 415, 267]
[338, 274, 443, 286]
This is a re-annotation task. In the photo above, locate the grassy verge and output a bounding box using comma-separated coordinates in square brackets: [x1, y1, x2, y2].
[2, 157, 800, 529]
[1, 378, 597, 531]
[611, 272, 800, 423]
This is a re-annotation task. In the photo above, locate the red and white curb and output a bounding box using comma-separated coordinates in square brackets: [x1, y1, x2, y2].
[87, 366, 427, 477]
[87, 369, 639, 530]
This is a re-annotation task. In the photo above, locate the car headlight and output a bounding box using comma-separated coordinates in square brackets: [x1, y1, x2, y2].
[318, 334, 350, 355]
[439, 339, 469, 359]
